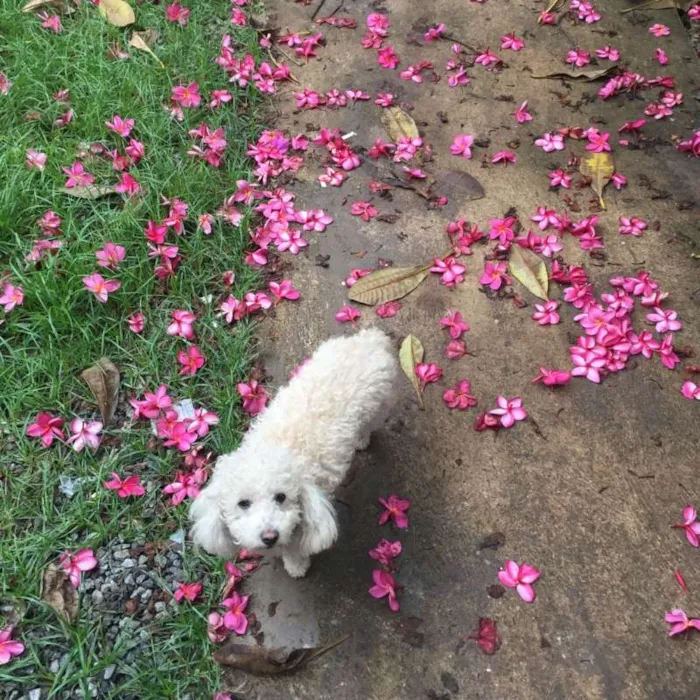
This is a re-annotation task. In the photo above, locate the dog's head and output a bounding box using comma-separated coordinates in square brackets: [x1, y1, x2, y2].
[189, 445, 337, 557]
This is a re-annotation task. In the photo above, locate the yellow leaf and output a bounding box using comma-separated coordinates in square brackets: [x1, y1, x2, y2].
[381, 107, 419, 142]
[61, 185, 119, 199]
[508, 246, 549, 301]
[22, 0, 66, 12]
[399, 335, 425, 408]
[348, 264, 431, 306]
[580, 151, 614, 209]
[129, 30, 164, 68]
[98, 0, 135, 27]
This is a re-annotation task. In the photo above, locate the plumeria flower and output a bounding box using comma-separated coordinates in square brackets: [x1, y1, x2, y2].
[275, 229, 308, 255]
[489, 395, 527, 427]
[127, 312, 145, 334]
[498, 560, 540, 603]
[0, 73, 12, 95]
[672, 505, 700, 547]
[105, 115, 134, 138]
[189, 408, 219, 438]
[430, 257, 466, 287]
[512, 101, 532, 124]
[115, 172, 140, 197]
[480, 261, 511, 291]
[222, 592, 250, 634]
[689, 3, 700, 20]
[475, 49, 500, 67]
[415, 363, 443, 390]
[0, 283, 24, 313]
[618, 216, 647, 236]
[492, 150, 517, 165]
[296, 209, 333, 232]
[596, 46, 620, 61]
[171, 82, 201, 108]
[548, 169, 572, 189]
[664, 609, 700, 637]
[378, 494, 410, 528]
[450, 134, 474, 158]
[656, 48, 669, 65]
[163, 468, 207, 504]
[178, 345, 206, 376]
[207, 612, 229, 643]
[375, 92, 395, 107]
[376, 300, 401, 318]
[26, 412, 64, 447]
[0, 626, 24, 666]
[369, 570, 400, 612]
[532, 300, 560, 325]
[369, 539, 402, 567]
[647, 307, 681, 334]
[350, 201, 378, 221]
[570, 342, 607, 383]
[129, 385, 172, 420]
[83, 274, 120, 303]
[174, 581, 202, 603]
[63, 162, 94, 188]
[335, 306, 361, 323]
[26, 149, 47, 170]
[66, 418, 102, 452]
[96, 242, 126, 269]
[535, 132, 565, 152]
[424, 23, 445, 41]
[444, 339, 468, 360]
[104, 473, 145, 498]
[611, 172, 627, 190]
[167, 309, 196, 339]
[566, 49, 590, 67]
[166, 2, 191, 25]
[269, 279, 300, 302]
[649, 23, 670, 37]
[501, 33, 525, 51]
[681, 381, 700, 401]
[440, 310, 469, 339]
[237, 379, 268, 416]
[443, 380, 477, 410]
[533, 367, 571, 386]
[38, 11, 62, 32]
[58, 548, 98, 588]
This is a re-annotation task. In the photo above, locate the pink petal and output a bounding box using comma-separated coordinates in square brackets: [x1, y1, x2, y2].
[682, 505, 697, 524]
[516, 582, 536, 602]
[518, 564, 541, 584]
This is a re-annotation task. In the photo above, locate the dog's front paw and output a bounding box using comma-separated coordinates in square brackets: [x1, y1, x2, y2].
[283, 553, 311, 578]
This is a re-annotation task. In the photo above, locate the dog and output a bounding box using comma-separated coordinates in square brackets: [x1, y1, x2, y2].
[189, 328, 399, 577]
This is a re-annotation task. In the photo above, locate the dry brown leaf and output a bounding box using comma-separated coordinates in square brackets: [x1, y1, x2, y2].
[580, 151, 614, 209]
[98, 0, 135, 26]
[381, 107, 419, 142]
[399, 335, 425, 408]
[61, 185, 119, 200]
[433, 170, 485, 202]
[348, 265, 431, 306]
[531, 66, 614, 81]
[620, 0, 692, 12]
[508, 246, 549, 301]
[22, 0, 67, 12]
[80, 358, 120, 425]
[129, 30, 164, 68]
[214, 634, 351, 675]
[41, 564, 78, 623]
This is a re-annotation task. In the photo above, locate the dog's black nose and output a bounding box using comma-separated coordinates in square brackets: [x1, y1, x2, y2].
[262, 530, 279, 547]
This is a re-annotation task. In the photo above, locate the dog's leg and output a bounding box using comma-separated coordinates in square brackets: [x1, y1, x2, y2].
[283, 547, 311, 578]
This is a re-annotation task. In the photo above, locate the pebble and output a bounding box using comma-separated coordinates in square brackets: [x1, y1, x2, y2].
[154, 601, 166, 613]
[138, 555, 148, 566]
[103, 664, 116, 681]
[121, 558, 136, 569]
[50, 659, 60, 673]
[113, 550, 129, 561]
[91, 590, 104, 606]
[29, 689, 41, 700]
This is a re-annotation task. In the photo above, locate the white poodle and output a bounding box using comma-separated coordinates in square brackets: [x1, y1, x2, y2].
[189, 328, 399, 577]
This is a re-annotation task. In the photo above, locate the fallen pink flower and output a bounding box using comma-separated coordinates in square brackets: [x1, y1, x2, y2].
[424, 23, 445, 42]
[533, 368, 571, 386]
[163, 468, 207, 504]
[63, 162, 94, 188]
[535, 132, 565, 152]
[475, 49, 500, 67]
[38, 11, 62, 32]
[647, 307, 681, 334]
[596, 46, 620, 61]
[104, 473, 146, 498]
[127, 311, 145, 334]
[350, 201, 378, 221]
[656, 48, 669, 65]
[369, 539, 402, 567]
[207, 612, 229, 643]
[548, 169, 572, 189]
[480, 261, 511, 291]
[83, 273, 121, 303]
[430, 256, 466, 287]
[443, 380, 477, 410]
[237, 379, 268, 416]
[532, 300, 560, 325]
[67, 418, 102, 452]
[649, 23, 670, 37]
[444, 339, 468, 360]
[672, 505, 700, 547]
[378, 494, 410, 529]
[178, 345, 206, 376]
[167, 309, 196, 339]
[491, 150, 516, 165]
[450, 134, 474, 159]
[467, 617, 502, 655]
[0, 283, 24, 313]
[489, 395, 527, 428]
[335, 306, 361, 323]
[415, 362, 443, 389]
[105, 114, 134, 138]
[269, 279, 300, 302]
[166, 2, 191, 25]
[497, 559, 540, 602]
[501, 33, 525, 51]
[474, 412, 501, 432]
[566, 49, 591, 67]
[129, 385, 172, 420]
[96, 242, 126, 269]
[0, 626, 24, 666]
[59, 548, 98, 588]
[222, 592, 250, 634]
[681, 381, 700, 401]
[174, 581, 202, 602]
[369, 569, 400, 611]
[26, 412, 64, 447]
[440, 310, 469, 339]
[512, 101, 532, 124]
[376, 300, 401, 318]
[171, 82, 201, 108]
[664, 609, 700, 637]
[26, 149, 47, 170]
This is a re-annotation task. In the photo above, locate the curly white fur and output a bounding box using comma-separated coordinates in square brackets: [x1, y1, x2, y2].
[189, 328, 399, 577]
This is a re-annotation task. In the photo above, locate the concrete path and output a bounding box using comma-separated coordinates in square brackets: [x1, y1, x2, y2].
[226, 1, 700, 698]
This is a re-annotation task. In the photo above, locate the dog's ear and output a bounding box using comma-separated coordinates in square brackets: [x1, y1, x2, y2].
[299, 482, 338, 556]
[188, 484, 234, 557]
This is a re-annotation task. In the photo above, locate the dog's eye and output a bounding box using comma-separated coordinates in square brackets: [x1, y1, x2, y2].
[274, 493, 286, 504]
[237, 499, 251, 509]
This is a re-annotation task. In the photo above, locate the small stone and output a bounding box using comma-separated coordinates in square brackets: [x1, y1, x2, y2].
[113, 550, 128, 561]
[29, 688, 41, 700]
[103, 664, 116, 681]
[139, 629, 149, 642]
[154, 555, 167, 567]
[142, 579, 155, 589]
[140, 589, 152, 603]
[154, 601, 166, 613]
[121, 558, 136, 569]
[138, 555, 148, 566]
[135, 574, 146, 585]
[50, 659, 60, 673]
[124, 574, 135, 587]
[91, 590, 104, 606]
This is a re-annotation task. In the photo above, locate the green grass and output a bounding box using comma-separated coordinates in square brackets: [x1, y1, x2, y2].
[0, 2, 264, 697]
